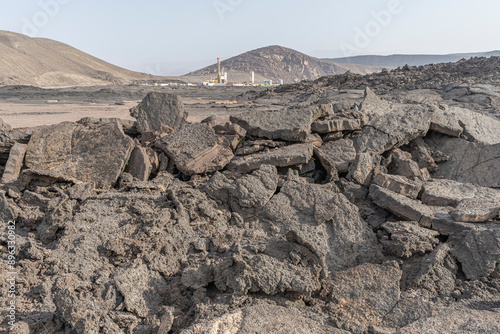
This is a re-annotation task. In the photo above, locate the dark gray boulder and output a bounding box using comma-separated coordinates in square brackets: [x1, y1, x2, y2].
[130, 92, 187, 134]
[425, 132, 500, 188]
[262, 180, 383, 273]
[125, 146, 153, 181]
[24, 121, 134, 189]
[230, 109, 313, 142]
[226, 143, 313, 173]
[156, 123, 234, 175]
[354, 104, 433, 154]
[1, 142, 27, 184]
[451, 225, 500, 279]
[379, 221, 439, 258]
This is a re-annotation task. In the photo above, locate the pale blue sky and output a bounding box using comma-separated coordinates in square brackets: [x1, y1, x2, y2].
[1, 0, 499, 74]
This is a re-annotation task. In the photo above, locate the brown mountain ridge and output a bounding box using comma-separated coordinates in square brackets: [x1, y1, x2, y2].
[186, 45, 387, 84]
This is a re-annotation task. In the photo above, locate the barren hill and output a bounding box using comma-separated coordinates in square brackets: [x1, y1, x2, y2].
[324, 50, 500, 68]
[0, 30, 157, 87]
[186, 45, 386, 84]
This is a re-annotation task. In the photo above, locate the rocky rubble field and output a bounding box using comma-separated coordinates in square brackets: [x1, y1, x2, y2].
[1, 57, 500, 333]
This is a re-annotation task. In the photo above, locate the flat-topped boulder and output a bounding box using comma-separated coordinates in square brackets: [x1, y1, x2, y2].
[226, 143, 313, 173]
[25, 121, 134, 189]
[311, 118, 361, 134]
[354, 104, 433, 154]
[230, 109, 313, 142]
[421, 178, 500, 207]
[156, 123, 234, 175]
[369, 185, 434, 227]
[130, 92, 188, 134]
[425, 132, 500, 188]
[431, 106, 500, 144]
[372, 173, 422, 200]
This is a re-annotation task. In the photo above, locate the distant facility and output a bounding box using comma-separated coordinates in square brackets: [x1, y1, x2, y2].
[203, 58, 283, 87]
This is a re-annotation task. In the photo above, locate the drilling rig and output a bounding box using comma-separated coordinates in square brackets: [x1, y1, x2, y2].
[204, 58, 227, 85]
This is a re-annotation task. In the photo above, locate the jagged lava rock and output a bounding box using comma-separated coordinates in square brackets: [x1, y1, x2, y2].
[262, 180, 383, 273]
[360, 87, 393, 120]
[379, 221, 439, 258]
[354, 104, 433, 154]
[130, 92, 187, 134]
[311, 118, 361, 133]
[181, 300, 345, 334]
[24, 121, 134, 189]
[204, 165, 278, 218]
[314, 138, 356, 174]
[372, 173, 422, 200]
[425, 132, 500, 188]
[407, 243, 457, 297]
[125, 146, 152, 181]
[156, 123, 234, 175]
[226, 143, 313, 173]
[321, 263, 402, 328]
[431, 106, 500, 144]
[398, 308, 500, 334]
[1, 142, 27, 183]
[213, 238, 323, 295]
[0, 118, 12, 132]
[451, 225, 500, 279]
[230, 109, 313, 142]
[369, 185, 434, 227]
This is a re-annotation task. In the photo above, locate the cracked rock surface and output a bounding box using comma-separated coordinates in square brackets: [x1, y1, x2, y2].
[2, 56, 500, 333]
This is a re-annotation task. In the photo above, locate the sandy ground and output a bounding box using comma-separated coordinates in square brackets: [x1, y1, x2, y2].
[0, 100, 137, 128]
[0, 99, 237, 129]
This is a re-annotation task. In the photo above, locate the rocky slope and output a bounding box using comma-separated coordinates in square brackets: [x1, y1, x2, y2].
[187, 45, 386, 84]
[0, 31, 158, 87]
[1, 56, 500, 333]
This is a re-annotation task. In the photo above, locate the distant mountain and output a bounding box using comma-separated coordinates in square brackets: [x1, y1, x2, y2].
[323, 51, 500, 68]
[0, 30, 159, 87]
[185, 45, 386, 84]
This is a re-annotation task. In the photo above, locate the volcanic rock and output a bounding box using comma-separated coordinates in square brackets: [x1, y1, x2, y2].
[425, 132, 500, 188]
[379, 221, 439, 258]
[230, 109, 313, 142]
[369, 185, 434, 227]
[262, 180, 383, 272]
[181, 300, 345, 334]
[347, 151, 382, 186]
[407, 243, 457, 296]
[156, 123, 234, 175]
[353, 104, 433, 154]
[227, 143, 313, 173]
[451, 225, 500, 279]
[372, 173, 422, 200]
[1, 142, 27, 183]
[359, 87, 393, 120]
[125, 146, 153, 181]
[314, 138, 356, 174]
[130, 92, 187, 134]
[24, 121, 134, 188]
[431, 106, 500, 144]
[321, 263, 402, 328]
[311, 118, 361, 133]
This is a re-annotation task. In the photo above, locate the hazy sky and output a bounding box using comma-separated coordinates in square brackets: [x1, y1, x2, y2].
[1, 0, 499, 74]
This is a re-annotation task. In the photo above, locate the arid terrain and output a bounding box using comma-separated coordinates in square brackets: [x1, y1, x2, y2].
[0, 85, 260, 129]
[1, 55, 500, 334]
